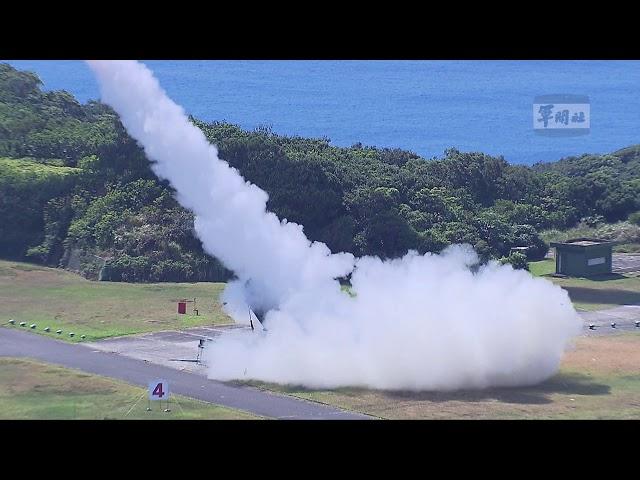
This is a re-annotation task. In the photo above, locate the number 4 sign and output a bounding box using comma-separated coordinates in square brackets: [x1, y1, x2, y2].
[148, 380, 170, 401]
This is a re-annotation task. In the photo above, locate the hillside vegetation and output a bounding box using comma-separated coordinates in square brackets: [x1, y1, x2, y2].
[1, 63, 639, 282]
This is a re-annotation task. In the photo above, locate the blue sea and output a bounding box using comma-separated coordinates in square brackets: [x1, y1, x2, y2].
[4, 60, 640, 164]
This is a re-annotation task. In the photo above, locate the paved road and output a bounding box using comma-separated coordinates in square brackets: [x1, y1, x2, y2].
[579, 305, 640, 335]
[0, 328, 370, 420]
[612, 254, 640, 274]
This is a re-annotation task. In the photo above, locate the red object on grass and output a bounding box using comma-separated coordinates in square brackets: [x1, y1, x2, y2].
[177, 301, 187, 314]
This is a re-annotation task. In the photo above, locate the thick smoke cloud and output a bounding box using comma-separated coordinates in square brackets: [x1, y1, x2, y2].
[88, 60, 582, 391]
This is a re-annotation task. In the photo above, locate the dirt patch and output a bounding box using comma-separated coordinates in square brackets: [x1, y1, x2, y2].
[563, 334, 640, 375]
[256, 334, 640, 419]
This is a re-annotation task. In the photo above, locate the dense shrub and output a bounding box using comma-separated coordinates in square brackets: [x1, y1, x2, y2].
[499, 252, 529, 271]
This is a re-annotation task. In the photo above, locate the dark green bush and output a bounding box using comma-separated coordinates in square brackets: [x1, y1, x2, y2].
[499, 252, 529, 271]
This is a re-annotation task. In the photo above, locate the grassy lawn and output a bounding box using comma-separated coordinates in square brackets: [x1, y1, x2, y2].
[0, 156, 81, 178]
[528, 258, 640, 311]
[528, 258, 556, 277]
[241, 334, 640, 419]
[0, 260, 233, 341]
[0, 357, 260, 419]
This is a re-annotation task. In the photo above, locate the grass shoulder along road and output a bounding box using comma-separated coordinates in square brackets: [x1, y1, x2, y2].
[0, 357, 260, 419]
[0, 260, 233, 342]
[529, 258, 640, 311]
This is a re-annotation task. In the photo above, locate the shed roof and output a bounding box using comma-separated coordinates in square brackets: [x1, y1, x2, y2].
[549, 237, 615, 248]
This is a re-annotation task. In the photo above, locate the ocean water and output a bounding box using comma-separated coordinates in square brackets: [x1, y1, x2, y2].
[4, 60, 640, 164]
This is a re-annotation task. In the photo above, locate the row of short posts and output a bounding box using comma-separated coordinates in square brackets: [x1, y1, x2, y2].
[7, 319, 86, 339]
[589, 321, 640, 330]
[7, 317, 640, 336]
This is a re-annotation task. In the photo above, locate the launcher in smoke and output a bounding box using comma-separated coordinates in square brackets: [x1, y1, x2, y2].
[242, 278, 272, 331]
[249, 308, 268, 332]
[222, 301, 267, 332]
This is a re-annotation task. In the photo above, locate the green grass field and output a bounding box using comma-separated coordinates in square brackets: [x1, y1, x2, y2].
[528, 259, 640, 311]
[240, 334, 640, 419]
[0, 357, 260, 419]
[0, 260, 233, 341]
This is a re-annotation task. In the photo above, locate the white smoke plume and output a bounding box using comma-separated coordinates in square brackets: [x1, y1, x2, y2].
[88, 60, 582, 391]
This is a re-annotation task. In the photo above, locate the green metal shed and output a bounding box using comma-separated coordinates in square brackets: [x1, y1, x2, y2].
[549, 238, 614, 277]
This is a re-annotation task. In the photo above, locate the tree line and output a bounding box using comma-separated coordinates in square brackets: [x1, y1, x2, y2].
[1, 63, 639, 281]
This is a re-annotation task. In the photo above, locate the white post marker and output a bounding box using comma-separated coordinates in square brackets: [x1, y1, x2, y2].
[148, 380, 170, 412]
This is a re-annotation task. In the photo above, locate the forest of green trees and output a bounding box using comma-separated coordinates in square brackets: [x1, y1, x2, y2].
[1, 63, 639, 281]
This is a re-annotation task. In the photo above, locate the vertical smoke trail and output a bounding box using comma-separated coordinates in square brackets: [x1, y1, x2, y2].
[88, 60, 582, 391]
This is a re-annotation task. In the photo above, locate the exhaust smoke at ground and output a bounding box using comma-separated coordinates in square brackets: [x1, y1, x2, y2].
[88, 60, 582, 391]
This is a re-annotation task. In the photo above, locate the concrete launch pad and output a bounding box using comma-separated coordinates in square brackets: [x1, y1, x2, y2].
[85, 324, 250, 375]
